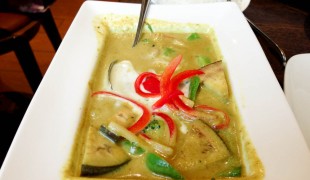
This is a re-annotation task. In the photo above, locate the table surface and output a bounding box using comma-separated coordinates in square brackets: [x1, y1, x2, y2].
[111, 0, 310, 88]
[244, 0, 310, 88]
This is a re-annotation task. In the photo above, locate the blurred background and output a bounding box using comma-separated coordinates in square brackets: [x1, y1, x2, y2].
[0, 0, 143, 168]
[0, 0, 84, 168]
[0, 0, 84, 94]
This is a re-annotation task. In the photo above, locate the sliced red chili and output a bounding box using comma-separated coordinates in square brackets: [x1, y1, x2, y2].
[173, 96, 193, 112]
[195, 105, 230, 129]
[152, 90, 183, 110]
[160, 55, 182, 97]
[153, 56, 204, 110]
[152, 112, 176, 140]
[169, 69, 204, 92]
[135, 72, 160, 98]
[140, 133, 151, 140]
[92, 91, 151, 133]
[143, 75, 160, 94]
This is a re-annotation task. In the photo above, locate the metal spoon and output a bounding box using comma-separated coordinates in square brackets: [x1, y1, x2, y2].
[246, 17, 287, 67]
[226, 1, 286, 66]
[132, 0, 151, 47]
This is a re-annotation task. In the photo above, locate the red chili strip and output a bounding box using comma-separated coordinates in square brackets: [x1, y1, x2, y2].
[195, 105, 230, 129]
[92, 91, 151, 133]
[140, 133, 151, 140]
[166, 100, 179, 111]
[160, 55, 182, 97]
[169, 69, 204, 92]
[152, 112, 176, 140]
[143, 75, 160, 94]
[135, 72, 160, 98]
[152, 90, 183, 110]
[173, 96, 193, 112]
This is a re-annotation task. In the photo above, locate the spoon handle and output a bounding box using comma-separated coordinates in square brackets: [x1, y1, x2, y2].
[133, 0, 150, 47]
[246, 17, 287, 67]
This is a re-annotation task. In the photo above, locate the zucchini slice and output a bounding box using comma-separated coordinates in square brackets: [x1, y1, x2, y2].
[172, 120, 229, 171]
[81, 126, 130, 176]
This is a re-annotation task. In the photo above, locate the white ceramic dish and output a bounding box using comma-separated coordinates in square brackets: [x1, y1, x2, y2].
[1, 1, 309, 180]
[284, 53, 310, 149]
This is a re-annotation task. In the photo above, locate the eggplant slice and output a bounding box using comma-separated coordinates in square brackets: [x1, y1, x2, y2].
[172, 120, 230, 171]
[81, 126, 130, 176]
[199, 61, 229, 101]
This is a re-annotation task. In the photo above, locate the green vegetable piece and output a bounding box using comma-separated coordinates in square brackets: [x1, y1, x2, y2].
[189, 76, 200, 101]
[187, 33, 200, 41]
[217, 166, 242, 177]
[142, 38, 151, 44]
[146, 153, 184, 180]
[81, 126, 130, 176]
[200, 61, 229, 102]
[143, 119, 161, 133]
[172, 120, 229, 171]
[163, 47, 175, 56]
[145, 23, 154, 33]
[197, 55, 211, 67]
[121, 140, 145, 155]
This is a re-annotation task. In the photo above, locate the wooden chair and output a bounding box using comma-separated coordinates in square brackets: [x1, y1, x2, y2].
[0, 0, 61, 93]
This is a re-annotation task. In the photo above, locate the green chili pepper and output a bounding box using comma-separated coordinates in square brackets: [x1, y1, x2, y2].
[121, 140, 145, 155]
[146, 153, 183, 180]
[187, 33, 200, 41]
[163, 47, 175, 56]
[145, 23, 154, 33]
[217, 166, 242, 177]
[196, 55, 211, 67]
[189, 76, 200, 101]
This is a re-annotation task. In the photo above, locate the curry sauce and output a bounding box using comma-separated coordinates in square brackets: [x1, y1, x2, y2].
[63, 15, 264, 180]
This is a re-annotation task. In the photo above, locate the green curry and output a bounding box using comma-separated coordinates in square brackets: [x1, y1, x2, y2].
[63, 15, 264, 180]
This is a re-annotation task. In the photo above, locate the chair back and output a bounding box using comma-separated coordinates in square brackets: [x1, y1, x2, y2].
[0, 0, 56, 13]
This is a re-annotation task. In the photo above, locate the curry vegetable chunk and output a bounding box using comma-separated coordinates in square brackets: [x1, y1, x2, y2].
[172, 120, 230, 171]
[64, 15, 264, 180]
[81, 126, 130, 176]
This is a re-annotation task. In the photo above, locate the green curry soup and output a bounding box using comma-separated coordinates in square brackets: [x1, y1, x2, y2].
[63, 15, 264, 180]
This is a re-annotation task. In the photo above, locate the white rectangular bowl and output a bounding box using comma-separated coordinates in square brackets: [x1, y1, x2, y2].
[1, 1, 309, 180]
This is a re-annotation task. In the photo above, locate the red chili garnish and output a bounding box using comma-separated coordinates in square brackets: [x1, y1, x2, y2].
[195, 105, 230, 129]
[91, 91, 151, 133]
[152, 112, 176, 141]
[169, 69, 204, 92]
[160, 55, 182, 97]
[143, 75, 160, 93]
[173, 96, 193, 112]
[152, 56, 203, 111]
[135, 72, 160, 98]
[140, 133, 151, 140]
[132, 55, 231, 131]
[152, 90, 183, 110]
